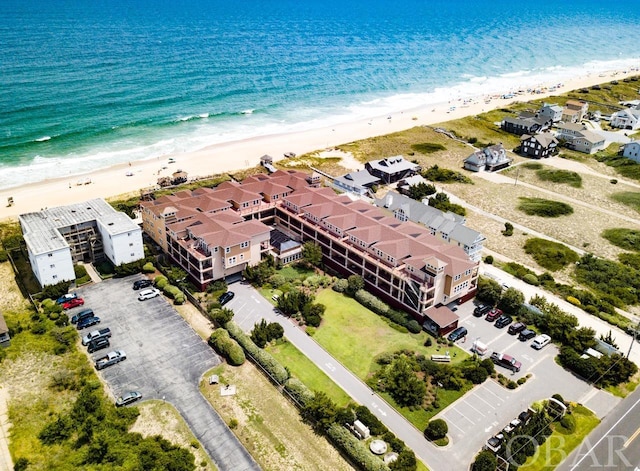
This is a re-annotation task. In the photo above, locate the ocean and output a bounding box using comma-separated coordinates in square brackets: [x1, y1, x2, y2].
[1, 0, 639, 190]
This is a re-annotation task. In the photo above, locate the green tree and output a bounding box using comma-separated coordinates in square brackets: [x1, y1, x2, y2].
[302, 241, 323, 268]
[424, 419, 448, 440]
[386, 356, 426, 407]
[477, 277, 502, 306]
[472, 450, 497, 471]
[497, 287, 525, 314]
[347, 275, 365, 295]
[600, 330, 619, 349]
[302, 391, 337, 433]
[209, 308, 234, 326]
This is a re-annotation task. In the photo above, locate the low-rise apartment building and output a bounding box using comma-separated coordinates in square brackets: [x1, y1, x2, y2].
[141, 170, 479, 325]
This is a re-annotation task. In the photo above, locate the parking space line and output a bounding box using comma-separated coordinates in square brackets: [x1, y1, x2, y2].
[449, 407, 476, 427]
[484, 383, 508, 402]
[472, 392, 497, 410]
[441, 410, 469, 434]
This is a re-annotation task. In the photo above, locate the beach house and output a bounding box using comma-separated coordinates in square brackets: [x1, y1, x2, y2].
[519, 133, 559, 159]
[333, 170, 381, 196]
[364, 156, 420, 185]
[500, 116, 549, 136]
[610, 106, 640, 130]
[622, 141, 640, 162]
[19, 199, 143, 287]
[141, 170, 478, 328]
[537, 103, 564, 123]
[562, 99, 588, 122]
[0, 313, 10, 348]
[463, 144, 511, 172]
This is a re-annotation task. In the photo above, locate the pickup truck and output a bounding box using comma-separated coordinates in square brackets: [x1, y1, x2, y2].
[490, 352, 522, 372]
[82, 327, 112, 346]
[95, 350, 126, 370]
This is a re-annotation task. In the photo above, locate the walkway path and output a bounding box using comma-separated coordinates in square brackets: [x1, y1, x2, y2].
[0, 387, 13, 471]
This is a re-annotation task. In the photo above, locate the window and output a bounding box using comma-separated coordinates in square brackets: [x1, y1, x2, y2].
[214, 247, 218, 253]
[240, 241, 249, 249]
[128, 232, 131, 236]
[129, 243, 133, 247]
[131, 253, 135, 257]
[225, 247, 230, 254]
[240, 254, 244, 260]
[50, 264, 55, 268]
[52, 275, 58, 280]
[228, 256, 236, 265]
[454, 274, 461, 281]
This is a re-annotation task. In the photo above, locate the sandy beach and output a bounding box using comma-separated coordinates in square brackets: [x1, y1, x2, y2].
[1, 68, 638, 221]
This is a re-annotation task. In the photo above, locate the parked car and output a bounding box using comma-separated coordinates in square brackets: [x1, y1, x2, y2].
[518, 329, 536, 341]
[473, 304, 491, 317]
[508, 322, 526, 335]
[138, 288, 161, 301]
[447, 326, 468, 342]
[116, 391, 142, 407]
[132, 279, 153, 290]
[532, 334, 552, 350]
[56, 293, 78, 305]
[491, 352, 522, 372]
[485, 308, 502, 322]
[71, 308, 94, 324]
[82, 328, 112, 346]
[77, 316, 101, 330]
[218, 291, 235, 306]
[87, 337, 110, 353]
[62, 298, 85, 309]
[495, 315, 513, 329]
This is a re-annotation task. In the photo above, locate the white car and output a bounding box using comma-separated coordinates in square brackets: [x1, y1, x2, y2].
[532, 334, 551, 350]
[137, 288, 161, 301]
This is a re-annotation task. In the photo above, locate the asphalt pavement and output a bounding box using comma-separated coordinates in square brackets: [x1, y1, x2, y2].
[77, 276, 260, 471]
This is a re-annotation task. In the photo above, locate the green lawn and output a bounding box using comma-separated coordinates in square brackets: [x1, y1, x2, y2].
[266, 339, 351, 407]
[521, 405, 600, 471]
[314, 289, 468, 378]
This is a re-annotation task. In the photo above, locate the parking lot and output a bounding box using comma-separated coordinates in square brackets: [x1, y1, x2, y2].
[432, 300, 622, 462]
[74, 276, 259, 471]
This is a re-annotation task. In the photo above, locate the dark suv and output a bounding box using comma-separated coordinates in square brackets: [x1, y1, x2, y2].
[473, 304, 491, 317]
[87, 337, 110, 353]
[508, 322, 526, 335]
[133, 279, 153, 290]
[519, 329, 536, 341]
[218, 291, 235, 306]
[77, 316, 101, 330]
[495, 315, 513, 329]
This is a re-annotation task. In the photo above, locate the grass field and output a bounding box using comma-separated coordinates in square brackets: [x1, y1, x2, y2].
[201, 363, 352, 471]
[314, 289, 468, 379]
[266, 339, 352, 407]
[521, 405, 599, 471]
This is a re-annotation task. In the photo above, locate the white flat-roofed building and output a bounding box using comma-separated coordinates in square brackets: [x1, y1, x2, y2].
[19, 198, 143, 287]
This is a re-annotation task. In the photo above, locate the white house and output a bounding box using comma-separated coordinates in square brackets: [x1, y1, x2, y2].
[610, 107, 640, 130]
[622, 142, 640, 163]
[19, 199, 143, 287]
[537, 103, 563, 123]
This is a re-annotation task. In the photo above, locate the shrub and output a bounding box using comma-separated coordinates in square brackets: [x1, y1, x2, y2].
[517, 197, 574, 217]
[284, 378, 315, 407]
[142, 262, 155, 273]
[424, 419, 448, 440]
[536, 169, 582, 188]
[225, 321, 289, 383]
[484, 255, 494, 264]
[472, 450, 497, 471]
[422, 164, 473, 184]
[209, 329, 245, 366]
[406, 320, 421, 334]
[209, 308, 234, 326]
[524, 238, 579, 271]
[163, 284, 181, 299]
[355, 405, 388, 436]
[154, 275, 168, 289]
[523, 273, 539, 285]
[502, 222, 514, 237]
[332, 278, 349, 293]
[559, 414, 576, 433]
[602, 228, 640, 252]
[566, 296, 581, 306]
[327, 424, 388, 471]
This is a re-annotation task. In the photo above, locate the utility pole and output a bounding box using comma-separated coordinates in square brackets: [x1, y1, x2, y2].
[626, 321, 640, 359]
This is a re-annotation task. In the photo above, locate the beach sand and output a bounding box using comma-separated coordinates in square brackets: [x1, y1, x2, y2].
[1, 68, 638, 221]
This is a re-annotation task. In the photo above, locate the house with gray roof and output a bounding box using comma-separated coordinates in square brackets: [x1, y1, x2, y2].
[520, 132, 559, 159]
[333, 170, 380, 196]
[537, 103, 564, 123]
[0, 312, 10, 348]
[463, 144, 511, 172]
[19, 198, 143, 287]
[364, 156, 420, 184]
[610, 107, 640, 130]
[375, 191, 485, 262]
[501, 116, 549, 136]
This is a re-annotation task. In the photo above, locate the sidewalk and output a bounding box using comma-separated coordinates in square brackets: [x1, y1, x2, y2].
[0, 387, 13, 471]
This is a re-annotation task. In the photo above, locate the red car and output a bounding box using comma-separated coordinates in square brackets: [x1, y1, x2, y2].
[63, 298, 85, 309]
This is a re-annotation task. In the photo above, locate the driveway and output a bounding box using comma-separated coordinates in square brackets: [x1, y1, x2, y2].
[76, 276, 260, 471]
[433, 300, 621, 461]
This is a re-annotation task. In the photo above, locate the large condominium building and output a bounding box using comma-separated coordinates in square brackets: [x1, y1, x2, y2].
[141, 170, 479, 327]
[19, 198, 144, 287]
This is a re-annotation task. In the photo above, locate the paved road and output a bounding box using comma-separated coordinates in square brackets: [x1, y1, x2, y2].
[557, 385, 640, 471]
[79, 277, 260, 471]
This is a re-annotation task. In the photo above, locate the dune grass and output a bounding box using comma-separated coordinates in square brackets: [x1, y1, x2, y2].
[517, 197, 574, 218]
[611, 191, 640, 213]
[535, 169, 582, 188]
[601, 228, 640, 252]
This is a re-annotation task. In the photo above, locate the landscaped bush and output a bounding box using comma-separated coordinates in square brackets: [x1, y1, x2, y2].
[424, 419, 448, 441]
[327, 424, 389, 471]
[284, 378, 315, 408]
[163, 284, 181, 299]
[484, 255, 494, 264]
[523, 238, 579, 271]
[154, 275, 168, 289]
[428, 192, 466, 216]
[114, 259, 145, 277]
[208, 308, 234, 326]
[250, 319, 284, 348]
[602, 228, 640, 252]
[73, 265, 91, 284]
[355, 289, 389, 315]
[142, 262, 156, 273]
[332, 278, 349, 293]
[523, 273, 539, 285]
[472, 450, 497, 471]
[225, 321, 289, 383]
[407, 182, 437, 201]
[39, 281, 72, 303]
[517, 197, 573, 217]
[536, 169, 582, 188]
[559, 414, 576, 433]
[355, 405, 388, 436]
[566, 296, 581, 306]
[354, 290, 420, 333]
[209, 329, 245, 366]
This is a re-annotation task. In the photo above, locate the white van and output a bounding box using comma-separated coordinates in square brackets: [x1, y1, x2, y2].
[532, 334, 551, 350]
[472, 340, 489, 356]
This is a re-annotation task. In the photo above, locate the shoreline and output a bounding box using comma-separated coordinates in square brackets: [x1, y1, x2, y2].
[2, 67, 639, 221]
